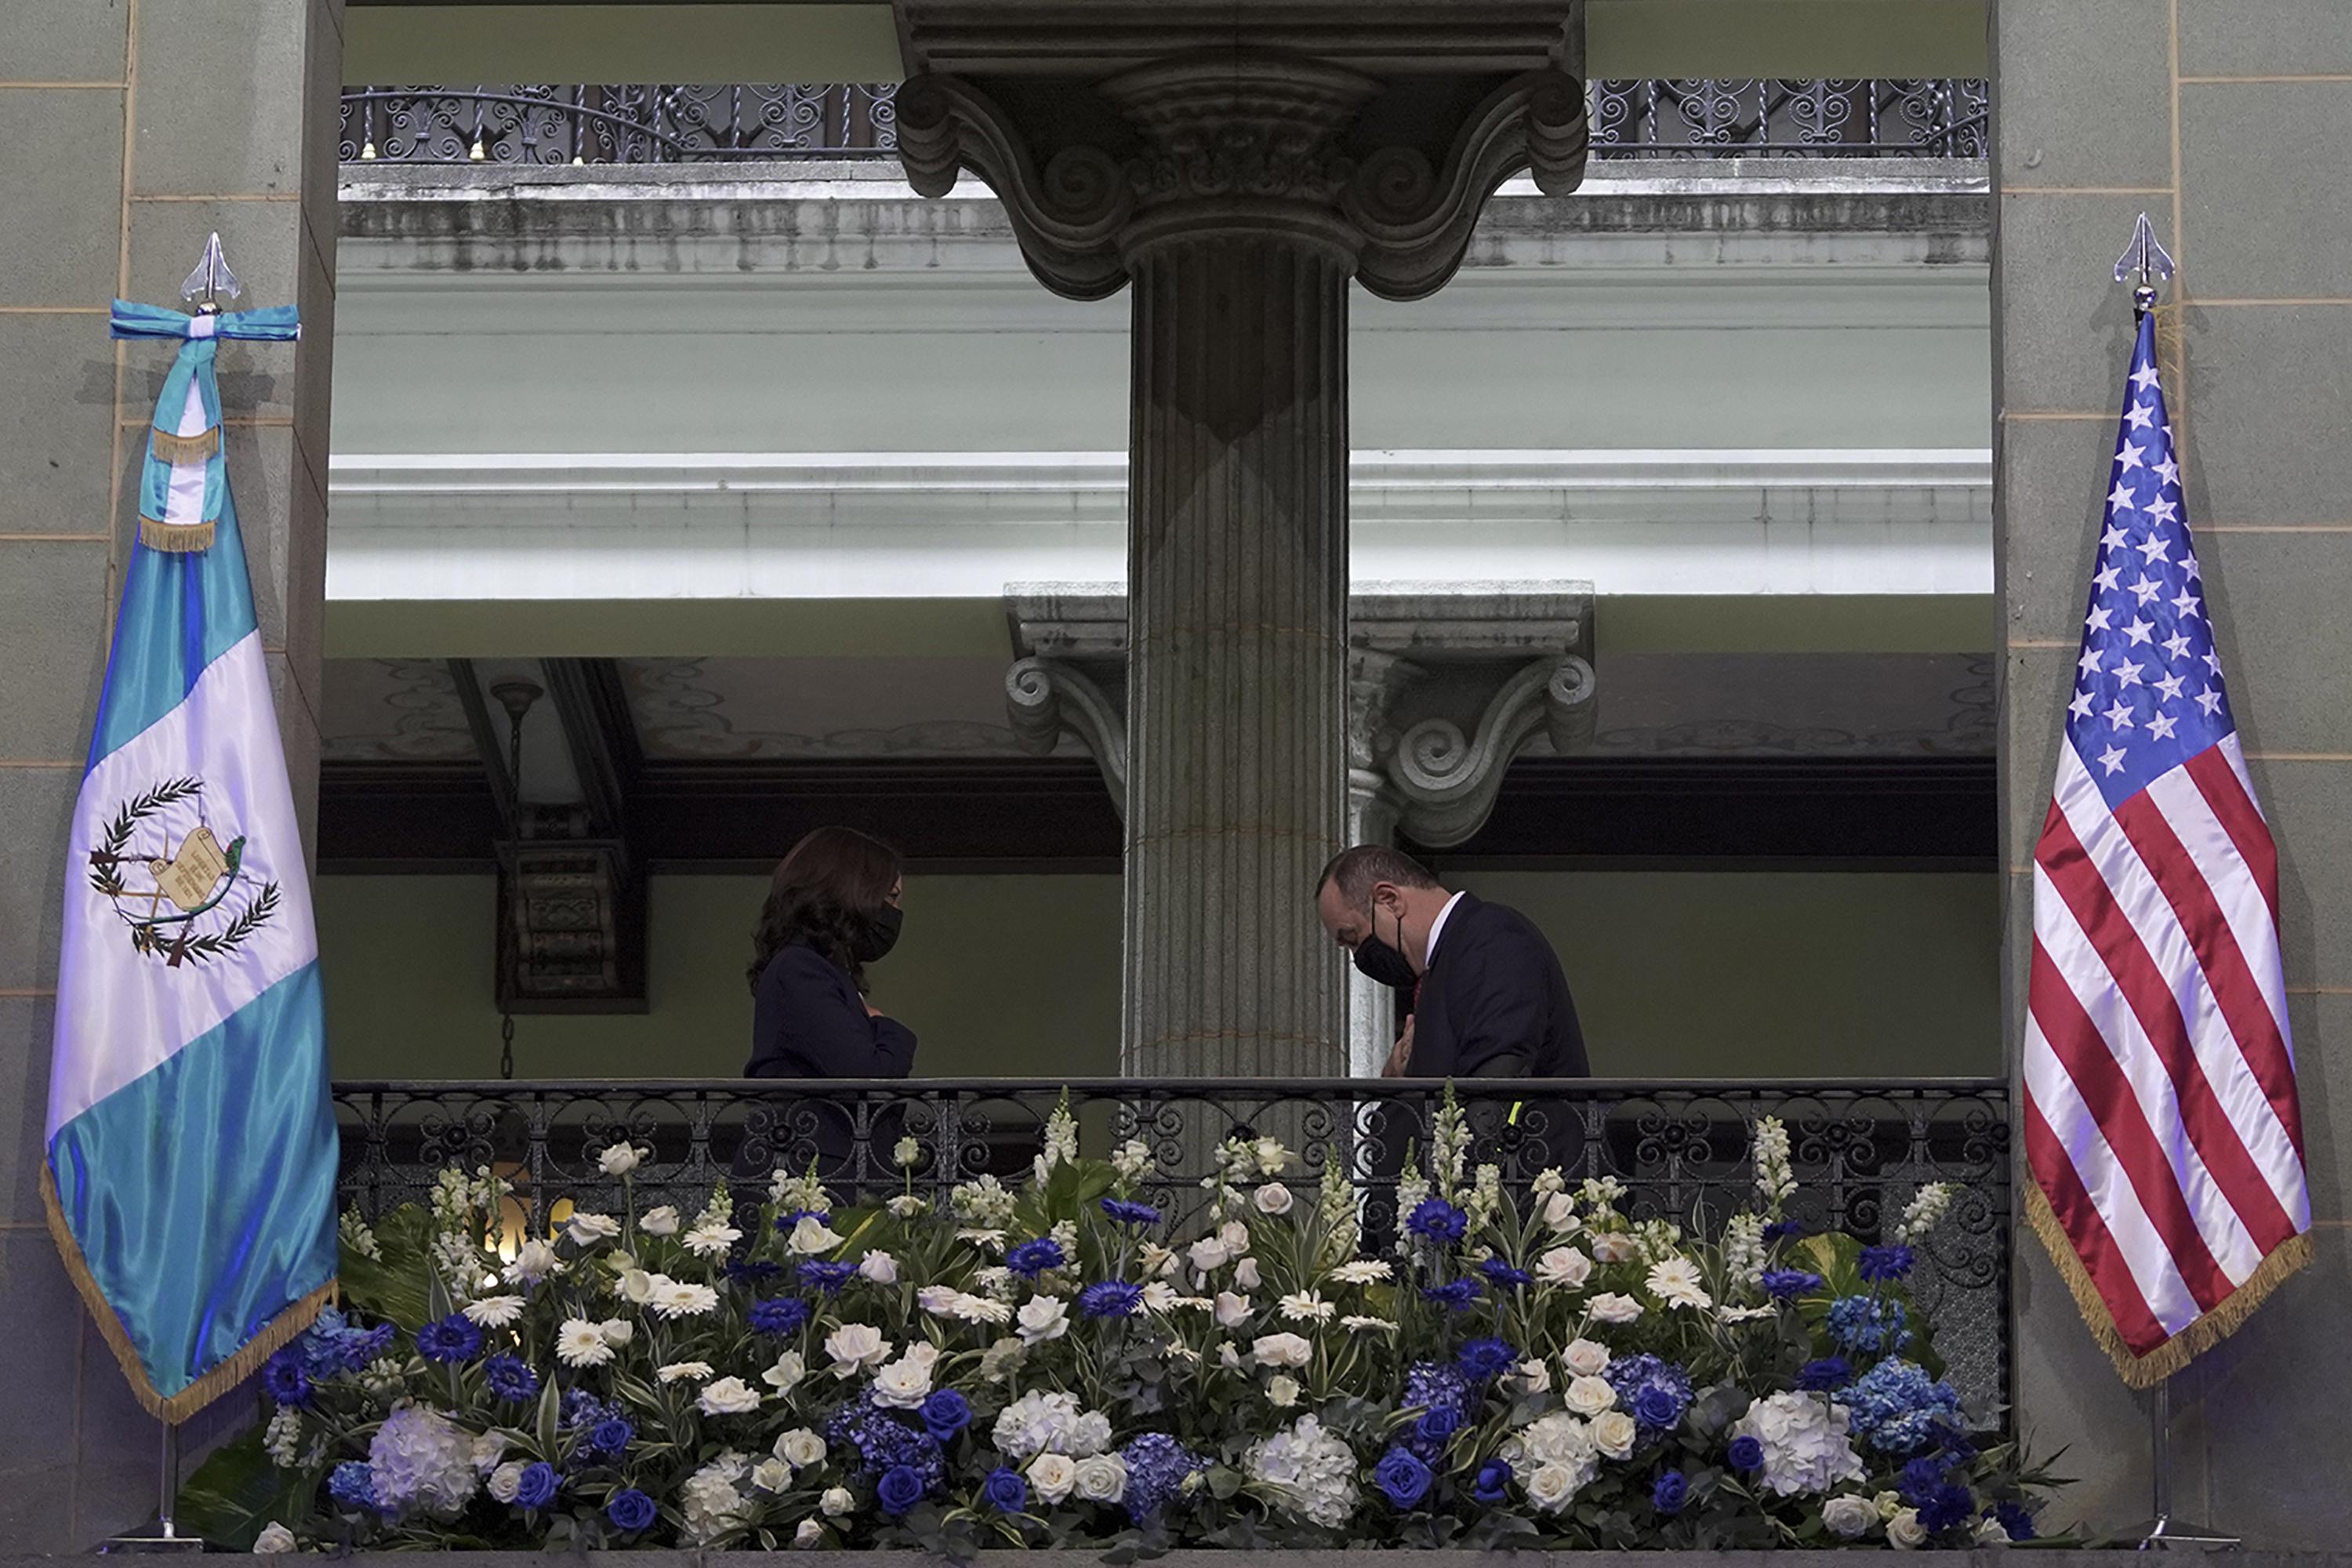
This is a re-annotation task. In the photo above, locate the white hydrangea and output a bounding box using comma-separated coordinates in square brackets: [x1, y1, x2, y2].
[992, 1389, 1088, 1460]
[1245, 1414, 1359, 1529]
[1896, 1182, 1956, 1243]
[1731, 1392, 1867, 1497]
[265, 1407, 303, 1469]
[367, 1406, 480, 1519]
[1752, 1117, 1796, 1207]
[680, 1451, 755, 1544]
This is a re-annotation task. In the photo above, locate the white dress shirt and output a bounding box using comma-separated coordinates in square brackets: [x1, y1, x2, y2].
[1423, 890, 1467, 970]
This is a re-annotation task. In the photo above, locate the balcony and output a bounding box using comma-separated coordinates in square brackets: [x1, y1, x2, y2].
[339, 79, 1988, 166]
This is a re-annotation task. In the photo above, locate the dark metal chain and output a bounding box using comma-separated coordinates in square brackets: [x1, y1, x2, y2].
[499, 1012, 515, 1080]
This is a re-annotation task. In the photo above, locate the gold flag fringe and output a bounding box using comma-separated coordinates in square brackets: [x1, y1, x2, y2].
[41, 1163, 335, 1424]
[139, 515, 216, 553]
[2026, 1180, 2310, 1389]
[148, 426, 218, 463]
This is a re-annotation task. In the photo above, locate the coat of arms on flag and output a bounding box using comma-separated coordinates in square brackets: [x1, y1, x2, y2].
[42, 242, 339, 1422]
[2024, 279, 2310, 1388]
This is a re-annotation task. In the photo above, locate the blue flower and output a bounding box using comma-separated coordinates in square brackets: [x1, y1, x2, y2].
[1374, 1446, 1434, 1509]
[1100, 1197, 1163, 1229]
[1652, 1469, 1689, 1514]
[1603, 1353, 1694, 1436]
[1414, 1405, 1464, 1446]
[878, 1463, 927, 1515]
[1420, 1278, 1481, 1310]
[263, 1348, 312, 1408]
[1857, 1243, 1917, 1282]
[482, 1354, 539, 1405]
[982, 1465, 1029, 1514]
[1844, 1359, 1967, 1455]
[1796, 1356, 1853, 1392]
[1760, 1269, 1822, 1300]
[1406, 1199, 1468, 1246]
[1824, 1294, 1911, 1357]
[1761, 1218, 1806, 1243]
[798, 1260, 858, 1294]
[775, 1208, 832, 1232]
[338, 1321, 397, 1372]
[561, 1389, 615, 1430]
[328, 1461, 380, 1514]
[1995, 1501, 2038, 1541]
[920, 1389, 971, 1442]
[825, 1388, 946, 1486]
[750, 1296, 812, 1335]
[724, 1258, 783, 1286]
[1400, 1360, 1473, 1458]
[514, 1461, 557, 1510]
[1727, 1436, 1764, 1472]
[1120, 1433, 1208, 1523]
[1473, 1459, 1513, 1505]
[1005, 1237, 1068, 1279]
[1457, 1335, 1518, 1384]
[1479, 1258, 1534, 1290]
[605, 1488, 657, 1533]
[1918, 1483, 1975, 1535]
[589, 1417, 633, 1457]
[414, 1313, 481, 1364]
[1898, 1456, 1947, 1506]
[1079, 1280, 1143, 1319]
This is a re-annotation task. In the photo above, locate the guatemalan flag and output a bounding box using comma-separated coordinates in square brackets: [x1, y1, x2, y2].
[41, 296, 338, 1420]
[2024, 309, 2310, 1387]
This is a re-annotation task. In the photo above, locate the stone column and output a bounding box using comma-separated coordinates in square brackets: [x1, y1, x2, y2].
[0, 0, 340, 1545]
[899, 7, 1588, 1076]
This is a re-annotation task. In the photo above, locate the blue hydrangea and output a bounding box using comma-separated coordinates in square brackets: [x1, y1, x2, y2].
[1844, 1359, 1967, 1455]
[1120, 1433, 1208, 1523]
[1100, 1197, 1163, 1228]
[328, 1461, 382, 1515]
[1400, 1361, 1473, 1461]
[824, 1388, 945, 1488]
[1079, 1280, 1143, 1319]
[1005, 1237, 1068, 1279]
[1603, 1353, 1694, 1437]
[750, 1296, 812, 1335]
[561, 1389, 619, 1431]
[1824, 1294, 1912, 1357]
[481, 1354, 539, 1405]
[1857, 1243, 1917, 1282]
[1406, 1199, 1468, 1246]
[298, 1308, 395, 1377]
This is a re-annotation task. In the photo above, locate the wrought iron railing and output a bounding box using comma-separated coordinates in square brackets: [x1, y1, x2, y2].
[332, 1076, 2012, 1418]
[337, 79, 1986, 165]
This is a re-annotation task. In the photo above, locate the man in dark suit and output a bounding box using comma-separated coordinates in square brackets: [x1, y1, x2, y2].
[1315, 844, 1589, 1079]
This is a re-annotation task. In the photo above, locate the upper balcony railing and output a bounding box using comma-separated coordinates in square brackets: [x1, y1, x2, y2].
[338, 79, 1987, 167]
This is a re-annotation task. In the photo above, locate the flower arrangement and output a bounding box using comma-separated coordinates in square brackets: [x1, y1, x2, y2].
[189, 1097, 2056, 1554]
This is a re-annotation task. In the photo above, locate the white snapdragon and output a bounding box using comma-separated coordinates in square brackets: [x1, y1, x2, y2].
[949, 1173, 1017, 1228]
[1752, 1116, 1797, 1207]
[1504, 1414, 1599, 1510]
[1896, 1182, 1957, 1243]
[265, 1407, 303, 1468]
[1112, 1138, 1153, 1180]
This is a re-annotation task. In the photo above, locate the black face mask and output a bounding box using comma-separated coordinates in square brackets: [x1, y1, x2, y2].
[1350, 902, 1418, 991]
[854, 904, 903, 964]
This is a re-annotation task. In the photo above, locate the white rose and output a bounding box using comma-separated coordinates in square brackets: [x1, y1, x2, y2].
[858, 1250, 899, 1284]
[1017, 1294, 1070, 1345]
[794, 1519, 824, 1548]
[1876, 1490, 1904, 1522]
[903, 1341, 942, 1370]
[1563, 1374, 1617, 1416]
[1526, 1461, 1578, 1511]
[1073, 1453, 1127, 1504]
[752, 1457, 792, 1493]
[763, 1350, 808, 1393]
[1539, 1191, 1579, 1231]
[619, 1268, 655, 1304]
[777, 1428, 826, 1468]
[1214, 1291, 1252, 1328]
[917, 1283, 960, 1315]
[597, 1144, 644, 1177]
[1590, 1233, 1640, 1264]
[699, 1376, 763, 1416]
[1235, 1257, 1262, 1290]
[1588, 1292, 1643, 1324]
[599, 1317, 633, 1346]
[1889, 1508, 1928, 1549]
[638, 1205, 681, 1236]
[820, 1486, 855, 1518]
[871, 1355, 934, 1409]
[1560, 1338, 1610, 1378]
[1508, 1358, 1552, 1398]
[1218, 1220, 1251, 1253]
[825, 1323, 891, 1377]
[1251, 1331, 1312, 1369]
[1592, 1411, 1639, 1460]
[1824, 1495, 1878, 1539]
[505, 1239, 562, 1284]
[568, 1211, 622, 1246]
[1218, 1342, 1243, 1370]
[1267, 1374, 1301, 1408]
[1028, 1453, 1078, 1505]
[789, 1214, 847, 1254]
[1975, 1519, 2012, 1547]
[1254, 1182, 1294, 1216]
[1536, 1247, 1593, 1289]
[252, 1523, 297, 1554]
[1187, 1236, 1231, 1274]
[470, 1432, 506, 1475]
[488, 1461, 527, 1504]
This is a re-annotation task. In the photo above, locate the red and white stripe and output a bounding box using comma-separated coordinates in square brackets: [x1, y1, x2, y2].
[2025, 733, 2309, 1360]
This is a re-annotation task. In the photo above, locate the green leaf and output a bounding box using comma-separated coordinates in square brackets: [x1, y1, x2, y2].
[176, 1426, 313, 1551]
[535, 1371, 562, 1461]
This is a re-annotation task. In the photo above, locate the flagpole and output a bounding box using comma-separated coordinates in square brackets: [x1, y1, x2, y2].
[100, 1417, 201, 1553]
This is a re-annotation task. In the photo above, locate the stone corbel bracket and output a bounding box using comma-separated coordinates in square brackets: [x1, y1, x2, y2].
[1386, 653, 1595, 848]
[1007, 655, 1129, 820]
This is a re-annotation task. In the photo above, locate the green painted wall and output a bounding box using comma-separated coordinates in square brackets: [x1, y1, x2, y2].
[319, 869, 1995, 1081]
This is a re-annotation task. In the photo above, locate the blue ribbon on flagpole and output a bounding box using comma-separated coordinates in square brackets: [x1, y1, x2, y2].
[109, 301, 300, 546]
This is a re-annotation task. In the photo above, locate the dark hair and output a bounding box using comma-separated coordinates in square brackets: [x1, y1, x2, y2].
[747, 826, 905, 994]
[1316, 844, 1441, 909]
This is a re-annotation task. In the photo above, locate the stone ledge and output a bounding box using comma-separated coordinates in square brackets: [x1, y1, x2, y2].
[15, 1553, 2352, 1566]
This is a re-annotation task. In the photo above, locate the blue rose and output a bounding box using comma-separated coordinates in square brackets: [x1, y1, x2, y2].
[921, 1389, 972, 1442]
[1414, 1404, 1464, 1445]
[1653, 1469, 1689, 1514]
[605, 1488, 657, 1534]
[1374, 1446, 1434, 1510]
[1727, 1436, 1765, 1472]
[514, 1461, 557, 1510]
[1472, 1459, 1512, 1505]
[878, 1463, 927, 1516]
[1634, 1386, 1681, 1429]
[590, 1417, 633, 1457]
[982, 1465, 1029, 1514]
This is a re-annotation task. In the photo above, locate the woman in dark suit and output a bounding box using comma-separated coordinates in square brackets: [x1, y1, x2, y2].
[742, 826, 916, 1186]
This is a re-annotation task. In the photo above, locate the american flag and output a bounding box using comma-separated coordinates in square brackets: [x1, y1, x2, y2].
[2024, 313, 2310, 1386]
